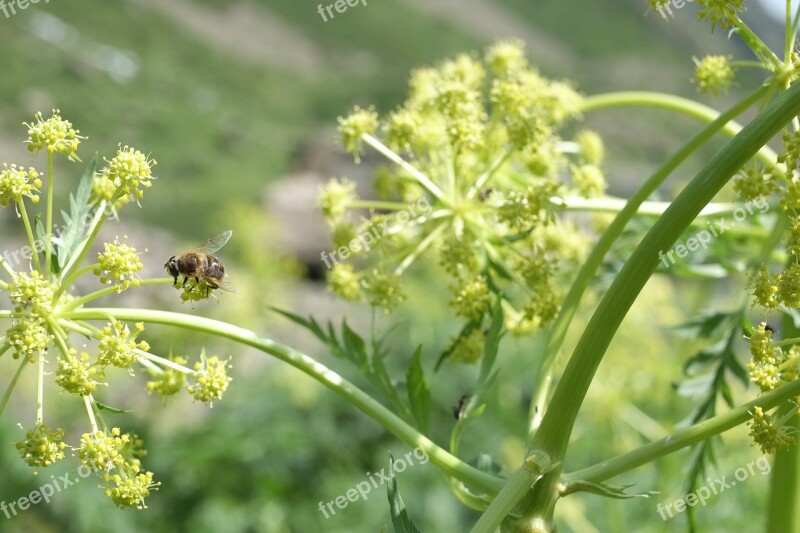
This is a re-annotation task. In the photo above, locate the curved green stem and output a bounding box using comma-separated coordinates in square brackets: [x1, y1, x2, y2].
[562, 377, 800, 484]
[528, 86, 771, 436]
[63, 307, 504, 495]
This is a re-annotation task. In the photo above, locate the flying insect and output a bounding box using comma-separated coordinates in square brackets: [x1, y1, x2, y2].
[164, 230, 238, 295]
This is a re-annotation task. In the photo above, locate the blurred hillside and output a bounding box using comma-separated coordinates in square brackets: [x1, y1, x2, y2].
[0, 0, 772, 243]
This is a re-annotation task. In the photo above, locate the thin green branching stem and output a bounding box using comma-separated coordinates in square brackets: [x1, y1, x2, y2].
[47, 317, 72, 359]
[466, 148, 513, 200]
[137, 349, 194, 374]
[44, 153, 54, 277]
[60, 278, 172, 312]
[84, 394, 99, 433]
[60, 200, 108, 283]
[59, 318, 94, 337]
[361, 133, 447, 200]
[17, 200, 41, 273]
[346, 200, 413, 211]
[63, 307, 505, 495]
[0, 254, 13, 280]
[562, 377, 800, 484]
[786, 0, 795, 60]
[791, 2, 800, 49]
[35, 353, 44, 424]
[527, 85, 771, 436]
[734, 18, 782, 67]
[0, 343, 23, 417]
[56, 263, 98, 299]
[394, 221, 448, 276]
[447, 143, 458, 204]
[491, 82, 800, 529]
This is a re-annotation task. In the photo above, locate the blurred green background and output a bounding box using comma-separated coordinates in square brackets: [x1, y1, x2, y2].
[0, 1, 784, 532]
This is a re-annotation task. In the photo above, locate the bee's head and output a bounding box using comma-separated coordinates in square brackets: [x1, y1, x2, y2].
[164, 256, 179, 277]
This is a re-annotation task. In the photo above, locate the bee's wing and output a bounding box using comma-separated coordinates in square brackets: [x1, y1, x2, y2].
[214, 275, 238, 293]
[194, 230, 233, 255]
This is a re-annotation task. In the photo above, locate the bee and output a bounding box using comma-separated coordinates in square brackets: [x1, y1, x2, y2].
[164, 230, 238, 296]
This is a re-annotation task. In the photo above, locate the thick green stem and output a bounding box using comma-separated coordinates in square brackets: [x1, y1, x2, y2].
[528, 86, 771, 434]
[491, 82, 800, 530]
[63, 307, 504, 495]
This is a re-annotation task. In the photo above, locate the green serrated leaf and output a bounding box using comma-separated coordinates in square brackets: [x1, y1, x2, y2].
[406, 346, 431, 433]
[468, 453, 503, 476]
[670, 263, 732, 279]
[342, 321, 368, 366]
[479, 299, 503, 386]
[387, 453, 422, 533]
[435, 319, 481, 371]
[674, 373, 715, 399]
[54, 154, 98, 274]
[671, 310, 736, 339]
[94, 401, 133, 414]
[561, 480, 656, 499]
[34, 215, 50, 259]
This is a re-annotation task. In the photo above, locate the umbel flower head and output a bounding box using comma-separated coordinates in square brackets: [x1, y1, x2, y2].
[101, 144, 157, 202]
[94, 237, 145, 292]
[188, 354, 233, 406]
[25, 109, 86, 161]
[16, 424, 67, 468]
[321, 40, 599, 355]
[0, 163, 42, 207]
[692, 55, 735, 95]
[0, 110, 232, 510]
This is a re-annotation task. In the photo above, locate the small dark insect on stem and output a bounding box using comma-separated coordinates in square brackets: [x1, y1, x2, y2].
[453, 393, 471, 420]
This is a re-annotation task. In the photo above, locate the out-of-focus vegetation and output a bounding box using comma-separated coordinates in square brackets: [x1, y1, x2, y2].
[0, 1, 781, 532]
